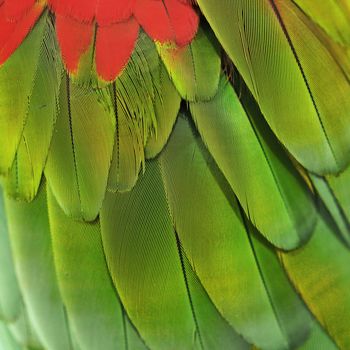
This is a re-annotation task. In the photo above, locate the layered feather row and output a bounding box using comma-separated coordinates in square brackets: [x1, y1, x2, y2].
[1, 0, 350, 349]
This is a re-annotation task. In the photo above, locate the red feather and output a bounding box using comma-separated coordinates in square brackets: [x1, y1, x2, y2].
[163, 0, 198, 46]
[96, 0, 135, 26]
[134, 0, 174, 43]
[95, 18, 139, 81]
[3, 0, 36, 20]
[134, 0, 198, 46]
[49, 0, 136, 25]
[48, 0, 96, 24]
[0, 2, 43, 64]
[55, 14, 93, 73]
[0, 0, 199, 79]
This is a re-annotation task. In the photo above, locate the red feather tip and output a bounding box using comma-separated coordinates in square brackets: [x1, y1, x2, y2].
[55, 14, 93, 73]
[0, 1, 43, 64]
[0, 0, 199, 80]
[3, 0, 37, 20]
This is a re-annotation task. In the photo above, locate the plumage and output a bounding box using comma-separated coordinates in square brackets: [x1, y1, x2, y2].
[157, 25, 221, 101]
[196, 0, 350, 174]
[190, 78, 315, 249]
[4, 185, 72, 350]
[0, 0, 198, 81]
[0, 0, 350, 349]
[4, 17, 61, 201]
[0, 12, 47, 174]
[45, 76, 115, 221]
[0, 1, 43, 63]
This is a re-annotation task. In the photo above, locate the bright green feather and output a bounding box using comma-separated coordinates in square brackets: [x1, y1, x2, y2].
[196, 0, 350, 174]
[45, 77, 115, 221]
[101, 159, 248, 349]
[4, 185, 72, 350]
[159, 114, 310, 349]
[190, 77, 315, 249]
[4, 19, 61, 202]
[47, 184, 145, 350]
[157, 26, 221, 102]
[0, 13, 48, 175]
[280, 208, 350, 349]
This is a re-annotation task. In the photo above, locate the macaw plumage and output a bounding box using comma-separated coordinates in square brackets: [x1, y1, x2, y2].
[0, 0, 350, 349]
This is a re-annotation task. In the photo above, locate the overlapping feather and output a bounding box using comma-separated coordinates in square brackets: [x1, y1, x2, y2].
[0, 1, 350, 349]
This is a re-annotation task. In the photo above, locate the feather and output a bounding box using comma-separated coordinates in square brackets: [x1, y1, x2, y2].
[309, 173, 350, 247]
[326, 166, 350, 223]
[196, 0, 350, 174]
[0, 320, 22, 350]
[0, 11, 47, 174]
[108, 32, 161, 191]
[293, 0, 350, 46]
[3, 0, 36, 21]
[298, 318, 338, 350]
[0, 1, 349, 348]
[157, 26, 221, 101]
[145, 62, 181, 159]
[159, 114, 311, 348]
[190, 77, 315, 249]
[0, 188, 22, 323]
[107, 88, 143, 192]
[6, 303, 43, 349]
[45, 76, 115, 221]
[100, 160, 249, 349]
[4, 184, 72, 350]
[55, 14, 93, 74]
[95, 18, 139, 82]
[4, 18, 62, 201]
[95, 0, 134, 26]
[0, 2, 43, 63]
[46, 184, 145, 350]
[280, 208, 350, 349]
[48, 0, 96, 24]
[134, 0, 198, 47]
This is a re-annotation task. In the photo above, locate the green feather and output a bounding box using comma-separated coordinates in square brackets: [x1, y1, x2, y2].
[159, 115, 310, 349]
[280, 208, 350, 349]
[108, 32, 163, 191]
[107, 86, 143, 193]
[4, 19, 61, 202]
[326, 165, 350, 223]
[47, 185, 144, 350]
[0, 188, 22, 323]
[293, 0, 350, 46]
[190, 77, 315, 249]
[309, 173, 350, 246]
[298, 318, 338, 350]
[0, 13, 48, 175]
[157, 26, 221, 102]
[45, 77, 115, 221]
[0, 321, 22, 350]
[4, 184, 72, 350]
[145, 63, 181, 159]
[6, 303, 43, 350]
[196, 0, 350, 174]
[101, 160, 248, 349]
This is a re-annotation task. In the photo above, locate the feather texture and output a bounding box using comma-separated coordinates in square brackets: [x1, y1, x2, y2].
[0, 1, 349, 349]
[0, 12, 47, 174]
[190, 77, 315, 249]
[45, 77, 115, 221]
[159, 115, 311, 348]
[4, 19, 61, 201]
[47, 185, 146, 350]
[4, 185, 72, 350]
[196, 0, 350, 174]
[157, 26, 221, 101]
